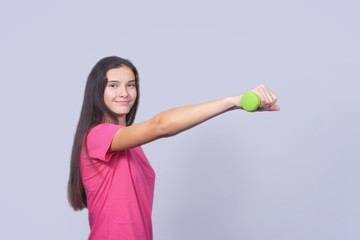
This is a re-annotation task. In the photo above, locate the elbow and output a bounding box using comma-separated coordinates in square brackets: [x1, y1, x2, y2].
[152, 114, 172, 138]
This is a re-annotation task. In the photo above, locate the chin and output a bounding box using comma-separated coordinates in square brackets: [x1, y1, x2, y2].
[114, 109, 131, 115]
[113, 110, 129, 115]
[109, 104, 134, 116]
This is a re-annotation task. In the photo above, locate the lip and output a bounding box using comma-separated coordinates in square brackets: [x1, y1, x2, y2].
[115, 101, 130, 105]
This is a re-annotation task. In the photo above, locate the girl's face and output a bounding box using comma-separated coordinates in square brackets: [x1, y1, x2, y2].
[104, 66, 137, 122]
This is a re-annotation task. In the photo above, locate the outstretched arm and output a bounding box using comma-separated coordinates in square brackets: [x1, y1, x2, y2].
[109, 84, 279, 151]
[154, 96, 240, 137]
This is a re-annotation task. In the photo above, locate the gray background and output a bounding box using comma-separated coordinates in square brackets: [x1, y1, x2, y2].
[0, 0, 359, 239]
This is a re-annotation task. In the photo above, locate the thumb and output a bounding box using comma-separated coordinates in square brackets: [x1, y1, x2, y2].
[267, 105, 280, 111]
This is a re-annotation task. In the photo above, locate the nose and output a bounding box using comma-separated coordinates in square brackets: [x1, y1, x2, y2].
[118, 86, 129, 98]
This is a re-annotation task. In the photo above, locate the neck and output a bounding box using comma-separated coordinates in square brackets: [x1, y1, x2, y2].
[118, 116, 126, 126]
[101, 115, 126, 126]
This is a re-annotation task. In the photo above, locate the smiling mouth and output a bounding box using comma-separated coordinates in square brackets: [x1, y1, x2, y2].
[115, 101, 130, 105]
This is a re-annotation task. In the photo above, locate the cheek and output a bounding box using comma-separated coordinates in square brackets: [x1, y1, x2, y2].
[130, 89, 137, 100]
[103, 89, 114, 104]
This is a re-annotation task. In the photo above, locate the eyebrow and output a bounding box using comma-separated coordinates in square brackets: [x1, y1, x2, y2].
[107, 80, 136, 83]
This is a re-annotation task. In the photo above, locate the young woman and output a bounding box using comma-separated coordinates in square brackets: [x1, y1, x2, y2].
[68, 56, 280, 240]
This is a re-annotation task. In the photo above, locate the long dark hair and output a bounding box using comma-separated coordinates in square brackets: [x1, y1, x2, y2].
[67, 56, 140, 210]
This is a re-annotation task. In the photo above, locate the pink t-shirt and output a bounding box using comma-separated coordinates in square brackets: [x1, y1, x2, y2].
[80, 123, 156, 240]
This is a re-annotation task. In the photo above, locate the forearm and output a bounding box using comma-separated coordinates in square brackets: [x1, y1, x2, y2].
[154, 96, 241, 137]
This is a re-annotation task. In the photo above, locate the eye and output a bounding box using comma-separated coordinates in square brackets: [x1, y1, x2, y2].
[128, 83, 136, 88]
[109, 84, 117, 88]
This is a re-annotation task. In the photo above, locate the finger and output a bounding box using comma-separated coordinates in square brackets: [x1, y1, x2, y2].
[267, 105, 280, 111]
[261, 84, 278, 106]
[266, 87, 278, 105]
[270, 91, 278, 104]
[255, 85, 267, 108]
[248, 87, 264, 108]
[259, 84, 272, 108]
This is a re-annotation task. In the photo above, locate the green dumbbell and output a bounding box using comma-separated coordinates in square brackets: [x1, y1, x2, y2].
[241, 92, 261, 112]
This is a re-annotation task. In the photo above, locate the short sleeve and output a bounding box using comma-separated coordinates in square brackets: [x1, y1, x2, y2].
[86, 123, 123, 162]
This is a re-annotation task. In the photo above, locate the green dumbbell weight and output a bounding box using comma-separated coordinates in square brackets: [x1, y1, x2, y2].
[241, 92, 261, 112]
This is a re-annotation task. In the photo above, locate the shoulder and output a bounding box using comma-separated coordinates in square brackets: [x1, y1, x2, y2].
[89, 123, 124, 132]
[84, 123, 125, 160]
[88, 123, 124, 138]
[86, 123, 124, 147]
